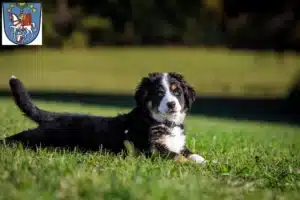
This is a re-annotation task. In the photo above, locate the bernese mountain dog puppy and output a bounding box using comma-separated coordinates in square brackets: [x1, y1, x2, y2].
[2, 72, 207, 165]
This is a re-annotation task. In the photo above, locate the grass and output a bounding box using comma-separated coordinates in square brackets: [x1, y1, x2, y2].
[0, 98, 300, 200]
[0, 48, 299, 97]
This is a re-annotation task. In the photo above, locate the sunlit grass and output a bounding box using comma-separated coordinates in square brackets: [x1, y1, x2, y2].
[0, 48, 299, 97]
[0, 98, 299, 199]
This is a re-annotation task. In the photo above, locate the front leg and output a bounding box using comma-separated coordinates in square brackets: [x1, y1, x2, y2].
[151, 142, 180, 159]
[149, 125, 207, 165]
[151, 143, 207, 165]
[181, 147, 207, 165]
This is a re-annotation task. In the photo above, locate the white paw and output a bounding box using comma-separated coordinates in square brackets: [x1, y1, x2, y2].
[189, 154, 207, 165]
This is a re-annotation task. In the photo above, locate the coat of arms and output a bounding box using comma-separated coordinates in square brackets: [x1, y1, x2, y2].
[2, 2, 42, 45]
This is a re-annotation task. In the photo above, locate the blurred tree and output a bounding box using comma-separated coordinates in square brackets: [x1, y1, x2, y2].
[52, 0, 79, 38]
[223, 0, 299, 52]
[0, 0, 299, 50]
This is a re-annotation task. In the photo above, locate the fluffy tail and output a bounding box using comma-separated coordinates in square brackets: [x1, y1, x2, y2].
[9, 76, 57, 124]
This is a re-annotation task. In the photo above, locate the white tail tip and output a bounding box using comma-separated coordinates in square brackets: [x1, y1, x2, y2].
[10, 75, 17, 79]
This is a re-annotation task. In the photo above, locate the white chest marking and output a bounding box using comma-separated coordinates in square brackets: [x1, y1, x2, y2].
[163, 126, 186, 154]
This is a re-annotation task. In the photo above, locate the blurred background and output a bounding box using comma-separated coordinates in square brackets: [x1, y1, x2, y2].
[0, 0, 299, 124]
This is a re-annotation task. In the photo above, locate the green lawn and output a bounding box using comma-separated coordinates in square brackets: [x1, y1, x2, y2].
[0, 48, 299, 97]
[0, 98, 300, 200]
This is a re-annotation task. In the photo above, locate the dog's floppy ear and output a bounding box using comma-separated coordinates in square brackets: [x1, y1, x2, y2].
[135, 73, 160, 107]
[169, 72, 196, 109]
[134, 76, 150, 107]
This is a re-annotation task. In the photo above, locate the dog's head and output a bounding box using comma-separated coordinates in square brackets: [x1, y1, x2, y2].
[135, 72, 196, 124]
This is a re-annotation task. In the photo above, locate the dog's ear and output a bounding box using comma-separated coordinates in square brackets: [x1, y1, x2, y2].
[148, 72, 160, 77]
[135, 73, 160, 107]
[169, 72, 196, 109]
[134, 76, 150, 107]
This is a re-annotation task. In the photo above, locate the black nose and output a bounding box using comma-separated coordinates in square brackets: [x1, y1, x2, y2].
[167, 101, 176, 109]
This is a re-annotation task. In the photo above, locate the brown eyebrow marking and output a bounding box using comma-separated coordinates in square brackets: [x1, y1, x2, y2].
[171, 84, 177, 90]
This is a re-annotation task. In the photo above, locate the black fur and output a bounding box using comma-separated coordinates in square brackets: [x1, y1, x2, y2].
[168, 72, 196, 109]
[2, 73, 199, 161]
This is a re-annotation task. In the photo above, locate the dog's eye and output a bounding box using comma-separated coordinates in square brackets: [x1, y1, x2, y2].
[173, 89, 181, 96]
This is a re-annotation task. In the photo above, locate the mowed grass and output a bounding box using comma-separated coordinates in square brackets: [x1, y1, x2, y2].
[0, 98, 300, 200]
[0, 48, 299, 97]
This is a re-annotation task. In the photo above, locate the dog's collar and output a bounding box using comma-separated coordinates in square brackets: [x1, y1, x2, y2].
[143, 113, 184, 129]
[164, 120, 184, 129]
[123, 121, 183, 142]
[131, 107, 185, 129]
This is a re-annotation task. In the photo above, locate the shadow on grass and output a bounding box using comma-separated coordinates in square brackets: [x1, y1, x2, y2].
[0, 89, 299, 126]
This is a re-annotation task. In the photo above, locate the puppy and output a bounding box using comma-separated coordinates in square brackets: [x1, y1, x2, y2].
[2, 73, 206, 165]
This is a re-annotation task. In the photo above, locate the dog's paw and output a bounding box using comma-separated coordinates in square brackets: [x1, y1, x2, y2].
[188, 154, 207, 166]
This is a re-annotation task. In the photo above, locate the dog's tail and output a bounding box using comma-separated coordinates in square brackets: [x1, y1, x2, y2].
[9, 75, 57, 124]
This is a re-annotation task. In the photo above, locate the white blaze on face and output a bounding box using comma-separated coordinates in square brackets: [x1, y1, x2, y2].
[158, 73, 181, 114]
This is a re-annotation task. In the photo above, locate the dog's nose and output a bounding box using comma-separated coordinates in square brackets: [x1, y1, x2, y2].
[167, 101, 176, 109]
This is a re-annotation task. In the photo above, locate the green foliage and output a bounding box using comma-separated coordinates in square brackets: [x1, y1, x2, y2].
[0, 99, 300, 199]
[81, 16, 115, 45]
[41, 14, 114, 48]
[32, 0, 299, 48]
[42, 13, 63, 48]
[63, 31, 88, 49]
[36, 0, 226, 46]
[82, 16, 111, 30]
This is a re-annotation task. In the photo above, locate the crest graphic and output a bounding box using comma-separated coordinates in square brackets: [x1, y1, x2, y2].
[2, 2, 42, 45]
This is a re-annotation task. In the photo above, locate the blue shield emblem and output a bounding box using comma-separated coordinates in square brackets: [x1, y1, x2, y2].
[2, 2, 42, 45]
